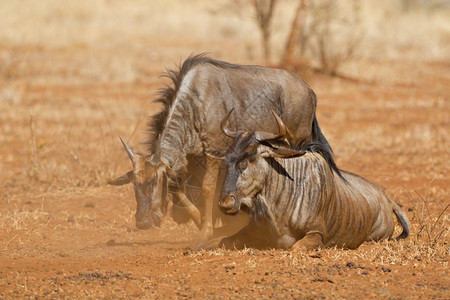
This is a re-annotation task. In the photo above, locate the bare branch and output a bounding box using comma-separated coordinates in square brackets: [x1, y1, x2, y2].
[253, 0, 277, 63]
[281, 0, 307, 66]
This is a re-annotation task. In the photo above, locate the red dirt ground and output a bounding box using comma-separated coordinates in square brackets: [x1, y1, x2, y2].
[1, 36, 449, 300]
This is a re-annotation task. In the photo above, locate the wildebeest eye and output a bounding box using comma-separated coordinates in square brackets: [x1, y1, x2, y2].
[237, 159, 248, 173]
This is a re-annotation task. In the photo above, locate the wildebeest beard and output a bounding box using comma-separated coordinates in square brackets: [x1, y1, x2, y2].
[240, 195, 267, 226]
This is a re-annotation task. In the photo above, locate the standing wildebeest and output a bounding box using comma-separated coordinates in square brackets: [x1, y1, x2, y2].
[218, 111, 410, 250]
[108, 54, 337, 243]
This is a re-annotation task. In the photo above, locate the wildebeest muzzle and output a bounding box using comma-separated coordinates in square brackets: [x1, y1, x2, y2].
[135, 212, 152, 229]
[219, 192, 241, 215]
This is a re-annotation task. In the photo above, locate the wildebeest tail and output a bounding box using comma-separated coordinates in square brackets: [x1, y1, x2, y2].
[393, 204, 410, 240]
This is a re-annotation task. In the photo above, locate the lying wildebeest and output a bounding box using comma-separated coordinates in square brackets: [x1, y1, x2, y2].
[218, 111, 410, 250]
[108, 54, 337, 243]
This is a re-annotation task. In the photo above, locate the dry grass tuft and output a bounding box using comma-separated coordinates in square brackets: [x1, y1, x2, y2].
[402, 182, 450, 246]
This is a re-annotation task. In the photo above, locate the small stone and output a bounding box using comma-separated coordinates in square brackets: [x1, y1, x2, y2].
[346, 262, 356, 269]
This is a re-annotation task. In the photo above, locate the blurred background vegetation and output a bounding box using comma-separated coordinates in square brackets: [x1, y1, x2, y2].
[1, 0, 449, 81]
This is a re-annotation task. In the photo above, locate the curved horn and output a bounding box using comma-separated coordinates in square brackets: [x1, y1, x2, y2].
[150, 134, 162, 165]
[254, 110, 287, 142]
[119, 136, 135, 161]
[220, 108, 239, 138]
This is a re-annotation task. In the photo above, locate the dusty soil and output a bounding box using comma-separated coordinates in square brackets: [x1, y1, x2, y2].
[1, 3, 449, 298]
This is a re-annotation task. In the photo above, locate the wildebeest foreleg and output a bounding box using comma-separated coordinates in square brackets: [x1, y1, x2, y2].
[219, 221, 273, 249]
[175, 190, 202, 228]
[197, 157, 221, 242]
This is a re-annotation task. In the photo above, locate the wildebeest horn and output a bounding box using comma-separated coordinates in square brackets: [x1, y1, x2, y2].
[119, 136, 135, 162]
[150, 134, 162, 165]
[221, 108, 238, 138]
[254, 110, 287, 142]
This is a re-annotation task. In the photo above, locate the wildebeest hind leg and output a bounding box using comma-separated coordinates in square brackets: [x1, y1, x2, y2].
[292, 231, 324, 251]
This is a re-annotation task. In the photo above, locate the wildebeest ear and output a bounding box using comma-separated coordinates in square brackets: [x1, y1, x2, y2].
[107, 170, 134, 186]
[260, 147, 306, 159]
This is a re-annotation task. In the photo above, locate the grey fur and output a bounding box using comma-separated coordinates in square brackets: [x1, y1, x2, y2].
[110, 54, 334, 242]
[219, 141, 410, 250]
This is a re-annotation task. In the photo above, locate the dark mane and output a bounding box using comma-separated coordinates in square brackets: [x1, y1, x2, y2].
[307, 90, 343, 179]
[261, 134, 343, 180]
[145, 53, 241, 154]
[296, 142, 344, 179]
